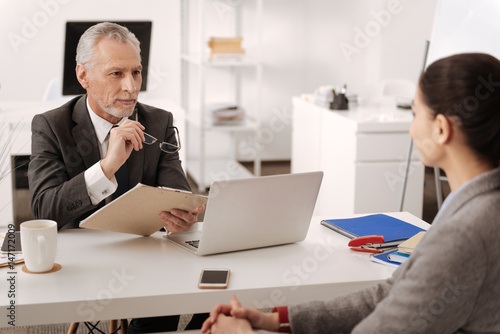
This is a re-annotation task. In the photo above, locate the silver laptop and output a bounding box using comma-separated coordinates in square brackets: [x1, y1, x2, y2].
[166, 171, 323, 255]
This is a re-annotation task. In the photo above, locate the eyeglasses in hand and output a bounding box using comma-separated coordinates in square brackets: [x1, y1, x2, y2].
[143, 127, 181, 154]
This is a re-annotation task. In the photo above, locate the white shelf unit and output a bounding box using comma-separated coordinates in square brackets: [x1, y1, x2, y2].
[180, 0, 263, 192]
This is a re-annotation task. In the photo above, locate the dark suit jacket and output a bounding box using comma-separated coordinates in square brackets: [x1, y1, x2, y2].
[28, 95, 190, 230]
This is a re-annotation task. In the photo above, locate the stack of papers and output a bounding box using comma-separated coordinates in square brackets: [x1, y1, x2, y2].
[387, 231, 427, 264]
[313, 86, 334, 109]
[207, 103, 245, 126]
[397, 231, 426, 255]
[372, 231, 427, 267]
[1, 253, 24, 268]
[321, 214, 425, 248]
[320, 214, 427, 268]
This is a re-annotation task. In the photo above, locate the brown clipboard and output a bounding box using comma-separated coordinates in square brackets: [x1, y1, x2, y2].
[80, 183, 208, 236]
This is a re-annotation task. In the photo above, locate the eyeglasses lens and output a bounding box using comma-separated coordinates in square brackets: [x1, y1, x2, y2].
[143, 133, 157, 145]
[159, 142, 180, 153]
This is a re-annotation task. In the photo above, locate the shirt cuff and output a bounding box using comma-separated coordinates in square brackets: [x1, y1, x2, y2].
[84, 161, 117, 205]
[272, 306, 291, 333]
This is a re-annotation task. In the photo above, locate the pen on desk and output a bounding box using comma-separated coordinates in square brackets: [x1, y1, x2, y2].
[0, 259, 25, 268]
[378, 247, 398, 254]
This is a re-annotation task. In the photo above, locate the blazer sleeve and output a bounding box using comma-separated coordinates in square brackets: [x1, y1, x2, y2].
[154, 111, 190, 192]
[28, 114, 97, 229]
[288, 276, 395, 334]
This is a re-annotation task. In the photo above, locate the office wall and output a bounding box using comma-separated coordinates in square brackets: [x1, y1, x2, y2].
[234, 0, 438, 160]
[0, 0, 180, 102]
[0, 0, 438, 161]
[301, 0, 439, 101]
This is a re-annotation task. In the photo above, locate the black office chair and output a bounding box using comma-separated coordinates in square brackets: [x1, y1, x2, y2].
[433, 166, 449, 209]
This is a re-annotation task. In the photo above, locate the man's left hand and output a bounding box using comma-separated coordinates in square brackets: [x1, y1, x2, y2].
[159, 205, 204, 233]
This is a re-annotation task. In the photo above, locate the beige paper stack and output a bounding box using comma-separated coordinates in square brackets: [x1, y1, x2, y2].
[397, 231, 426, 255]
[207, 37, 245, 59]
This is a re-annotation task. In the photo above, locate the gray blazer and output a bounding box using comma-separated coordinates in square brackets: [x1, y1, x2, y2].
[288, 167, 500, 334]
[28, 95, 190, 230]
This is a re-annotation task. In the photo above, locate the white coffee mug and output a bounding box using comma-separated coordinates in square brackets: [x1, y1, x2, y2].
[20, 220, 58, 273]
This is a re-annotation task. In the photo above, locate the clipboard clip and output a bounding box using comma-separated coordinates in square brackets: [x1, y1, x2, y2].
[348, 235, 385, 253]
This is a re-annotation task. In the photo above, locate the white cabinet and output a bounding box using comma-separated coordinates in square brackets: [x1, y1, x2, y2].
[292, 97, 424, 218]
[180, 0, 263, 192]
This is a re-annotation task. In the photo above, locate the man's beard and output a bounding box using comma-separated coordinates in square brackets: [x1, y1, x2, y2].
[100, 99, 136, 119]
[89, 88, 137, 119]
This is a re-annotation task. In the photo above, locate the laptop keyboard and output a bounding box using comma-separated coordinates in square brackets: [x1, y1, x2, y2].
[185, 240, 200, 249]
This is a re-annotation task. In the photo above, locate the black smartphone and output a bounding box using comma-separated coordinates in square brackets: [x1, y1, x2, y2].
[1, 231, 22, 254]
[198, 268, 230, 289]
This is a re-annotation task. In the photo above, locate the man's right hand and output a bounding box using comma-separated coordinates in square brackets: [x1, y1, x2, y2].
[100, 119, 145, 180]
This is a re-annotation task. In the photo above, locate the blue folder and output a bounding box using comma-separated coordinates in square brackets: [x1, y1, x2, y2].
[320, 214, 425, 247]
[370, 249, 402, 268]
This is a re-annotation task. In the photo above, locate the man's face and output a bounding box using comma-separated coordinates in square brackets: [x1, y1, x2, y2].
[77, 38, 142, 123]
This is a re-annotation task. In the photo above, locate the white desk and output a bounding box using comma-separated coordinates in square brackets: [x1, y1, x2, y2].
[292, 97, 424, 218]
[0, 98, 186, 227]
[0, 212, 430, 327]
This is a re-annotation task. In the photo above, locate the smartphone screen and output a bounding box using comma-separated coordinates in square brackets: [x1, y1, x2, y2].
[198, 269, 230, 289]
[1, 231, 22, 254]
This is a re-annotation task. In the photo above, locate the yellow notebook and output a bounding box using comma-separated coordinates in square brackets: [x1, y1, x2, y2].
[397, 231, 426, 254]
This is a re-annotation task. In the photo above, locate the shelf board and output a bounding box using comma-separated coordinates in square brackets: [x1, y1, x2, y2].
[181, 53, 260, 67]
[186, 115, 259, 132]
[187, 159, 255, 190]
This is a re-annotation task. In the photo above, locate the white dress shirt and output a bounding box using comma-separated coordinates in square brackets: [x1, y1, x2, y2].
[83, 99, 126, 205]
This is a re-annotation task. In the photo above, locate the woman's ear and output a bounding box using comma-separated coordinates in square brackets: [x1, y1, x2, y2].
[76, 64, 90, 89]
[433, 114, 453, 145]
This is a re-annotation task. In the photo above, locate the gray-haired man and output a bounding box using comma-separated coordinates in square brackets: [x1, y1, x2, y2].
[28, 22, 207, 332]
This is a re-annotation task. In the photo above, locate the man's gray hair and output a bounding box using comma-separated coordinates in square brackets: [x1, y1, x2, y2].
[76, 22, 141, 69]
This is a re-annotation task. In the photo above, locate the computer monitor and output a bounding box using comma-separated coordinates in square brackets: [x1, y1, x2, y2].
[62, 21, 152, 96]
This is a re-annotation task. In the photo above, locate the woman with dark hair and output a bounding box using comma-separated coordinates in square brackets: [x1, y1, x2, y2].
[201, 53, 500, 334]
